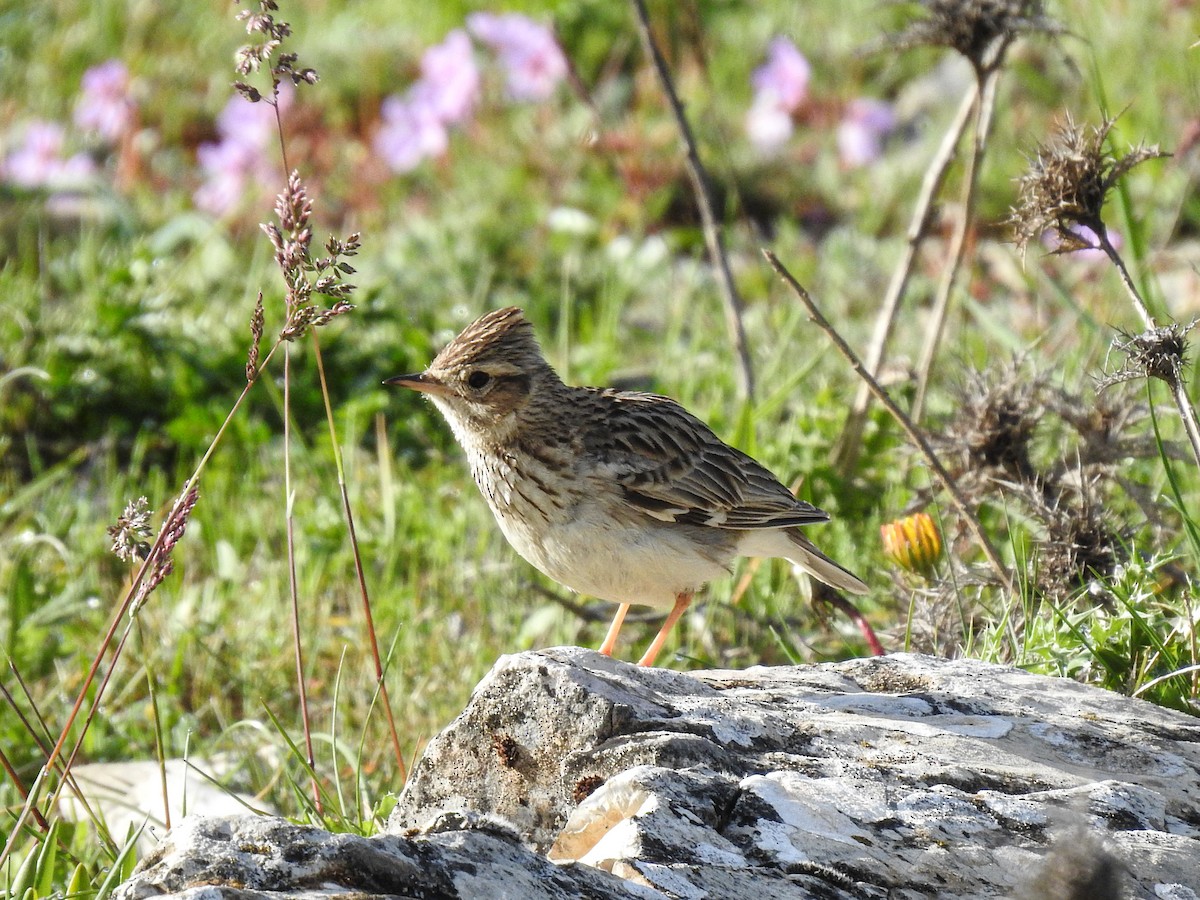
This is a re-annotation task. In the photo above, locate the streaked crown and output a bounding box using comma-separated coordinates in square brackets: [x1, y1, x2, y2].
[429, 306, 548, 377]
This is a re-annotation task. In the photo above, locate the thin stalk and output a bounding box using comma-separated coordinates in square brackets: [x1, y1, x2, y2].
[310, 329, 407, 782]
[40, 345, 281, 764]
[1100, 230, 1156, 330]
[2, 669, 98, 837]
[764, 250, 1014, 594]
[0, 745, 48, 830]
[1, 343, 284, 871]
[835, 82, 978, 473]
[138, 621, 172, 831]
[1100, 232, 1200, 471]
[283, 345, 321, 812]
[48, 620, 137, 856]
[629, 0, 754, 400]
[912, 65, 1002, 422]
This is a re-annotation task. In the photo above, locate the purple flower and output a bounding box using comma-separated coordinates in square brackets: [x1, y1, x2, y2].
[373, 94, 449, 173]
[74, 60, 135, 142]
[2, 120, 96, 188]
[467, 12, 567, 102]
[746, 37, 810, 154]
[745, 97, 795, 153]
[752, 38, 810, 112]
[416, 29, 480, 125]
[1042, 223, 1121, 263]
[193, 87, 292, 216]
[836, 98, 896, 168]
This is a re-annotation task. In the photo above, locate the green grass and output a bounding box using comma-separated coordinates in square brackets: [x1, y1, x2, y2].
[3, 0, 1200, 893]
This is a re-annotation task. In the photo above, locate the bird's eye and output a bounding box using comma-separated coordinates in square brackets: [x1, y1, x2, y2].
[466, 370, 493, 390]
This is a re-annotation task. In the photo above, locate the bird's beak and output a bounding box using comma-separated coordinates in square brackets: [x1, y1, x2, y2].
[384, 372, 454, 398]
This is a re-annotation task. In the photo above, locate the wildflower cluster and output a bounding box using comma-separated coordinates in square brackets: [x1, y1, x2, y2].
[745, 36, 896, 168]
[195, 88, 293, 216]
[374, 13, 567, 173]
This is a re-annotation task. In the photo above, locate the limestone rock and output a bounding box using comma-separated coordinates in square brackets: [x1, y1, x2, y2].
[117, 650, 1200, 899]
[390, 649, 1200, 897]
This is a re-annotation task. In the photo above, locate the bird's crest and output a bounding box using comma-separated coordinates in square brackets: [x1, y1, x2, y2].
[431, 306, 544, 373]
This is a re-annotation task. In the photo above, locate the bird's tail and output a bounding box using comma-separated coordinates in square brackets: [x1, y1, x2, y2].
[786, 530, 869, 595]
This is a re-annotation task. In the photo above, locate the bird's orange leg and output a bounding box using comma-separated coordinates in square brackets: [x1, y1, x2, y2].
[598, 603, 631, 657]
[637, 592, 692, 667]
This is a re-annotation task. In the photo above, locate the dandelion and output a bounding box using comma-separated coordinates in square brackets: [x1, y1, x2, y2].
[881, 513, 943, 577]
[467, 12, 568, 102]
[837, 98, 897, 168]
[74, 60, 136, 143]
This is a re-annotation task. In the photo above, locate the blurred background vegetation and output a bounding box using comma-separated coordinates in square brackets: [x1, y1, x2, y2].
[2, 0, 1200, 888]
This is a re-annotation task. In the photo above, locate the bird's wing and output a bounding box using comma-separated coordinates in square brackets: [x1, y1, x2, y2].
[580, 389, 829, 530]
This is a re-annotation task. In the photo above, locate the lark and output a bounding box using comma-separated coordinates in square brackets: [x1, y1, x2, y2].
[387, 307, 867, 666]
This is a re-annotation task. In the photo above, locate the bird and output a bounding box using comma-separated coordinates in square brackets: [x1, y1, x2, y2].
[386, 306, 868, 666]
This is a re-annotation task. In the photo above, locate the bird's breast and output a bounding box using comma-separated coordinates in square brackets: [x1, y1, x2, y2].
[463, 445, 731, 608]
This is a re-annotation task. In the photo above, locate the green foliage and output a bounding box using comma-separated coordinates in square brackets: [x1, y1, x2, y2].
[2, 0, 1200, 895]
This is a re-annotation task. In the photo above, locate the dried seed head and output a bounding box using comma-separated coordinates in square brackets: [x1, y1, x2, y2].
[1034, 476, 1123, 602]
[1101, 322, 1194, 389]
[108, 497, 152, 563]
[247, 292, 265, 382]
[939, 363, 1043, 481]
[232, 1, 319, 105]
[1010, 116, 1167, 257]
[132, 486, 200, 612]
[880, 0, 1061, 72]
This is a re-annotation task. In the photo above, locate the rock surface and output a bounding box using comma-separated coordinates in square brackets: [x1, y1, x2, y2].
[117, 650, 1200, 899]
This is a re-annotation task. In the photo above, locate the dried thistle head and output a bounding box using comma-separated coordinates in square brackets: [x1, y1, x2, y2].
[938, 363, 1044, 482]
[1100, 321, 1195, 390]
[881, 0, 1061, 72]
[1010, 116, 1167, 257]
[1032, 475, 1124, 602]
[108, 497, 152, 563]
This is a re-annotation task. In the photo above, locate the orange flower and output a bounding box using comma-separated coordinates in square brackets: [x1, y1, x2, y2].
[881, 513, 943, 577]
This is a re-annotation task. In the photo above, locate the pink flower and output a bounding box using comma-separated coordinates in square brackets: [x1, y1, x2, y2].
[193, 87, 291, 216]
[74, 60, 135, 142]
[752, 38, 810, 111]
[836, 98, 896, 168]
[745, 97, 795, 153]
[2, 121, 96, 188]
[467, 12, 567, 102]
[373, 94, 449, 173]
[1042, 224, 1121, 263]
[417, 29, 480, 125]
[746, 37, 810, 154]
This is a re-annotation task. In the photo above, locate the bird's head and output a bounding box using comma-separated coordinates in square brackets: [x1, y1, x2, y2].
[386, 306, 557, 445]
